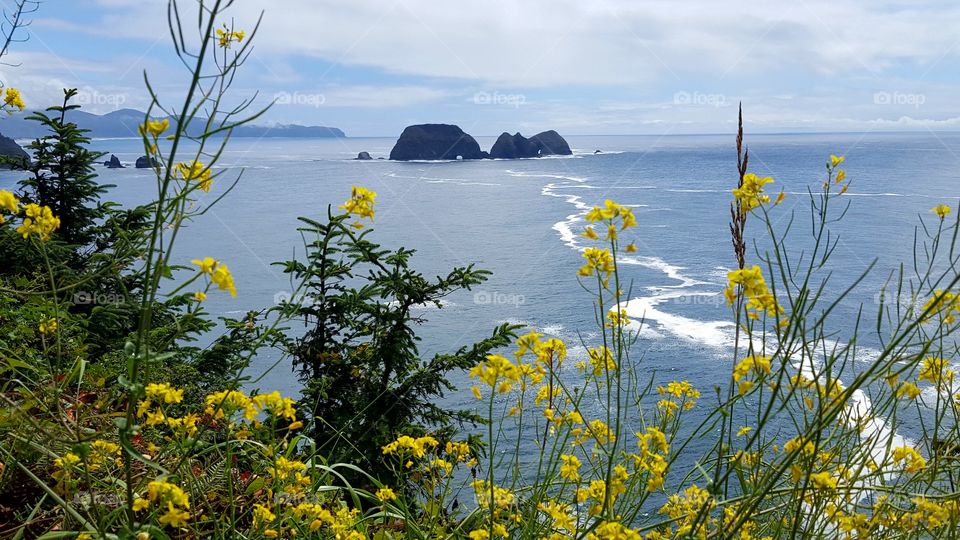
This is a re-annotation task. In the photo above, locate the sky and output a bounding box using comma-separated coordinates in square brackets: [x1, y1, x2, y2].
[1, 0, 958, 137]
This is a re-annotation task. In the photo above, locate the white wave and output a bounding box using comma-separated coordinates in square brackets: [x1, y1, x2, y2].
[620, 291, 734, 348]
[384, 172, 501, 186]
[505, 170, 588, 182]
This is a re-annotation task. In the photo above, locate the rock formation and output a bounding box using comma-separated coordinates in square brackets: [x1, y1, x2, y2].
[104, 154, 124, 168]
[135, 155, 158, 168]
[389, 124, 484, 161]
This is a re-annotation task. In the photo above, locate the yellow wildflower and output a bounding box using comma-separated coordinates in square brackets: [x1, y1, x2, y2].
[175, 160, 212, 192]
[211, 262, 237, 297]
[897, 381, 921, 400]
[216, 27, 246, 48]
[0, 190, 18, 222]
[159, 501, 190, 527]
[469, 354, 521, 393]
[16, 203, 60, 240]
[3, 87, 24, 110]
[139, 118, 169, 138]
[559, 454, 581, 481]
[933, 204, 951, 219]
[38, 318, 58, 335]
[375, 486, 397, 502]
[382, 435, 439, 459]
[892, 446, 926, 473]
[340, 185, 377, 222]
[733, 173, 774, 210]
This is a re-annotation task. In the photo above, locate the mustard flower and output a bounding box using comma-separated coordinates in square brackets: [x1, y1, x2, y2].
[3, 87, 24, 111]
[16, 203, 60, 240]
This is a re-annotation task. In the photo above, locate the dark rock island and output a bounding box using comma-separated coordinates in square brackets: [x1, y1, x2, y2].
[136, 155, 159, 169]
[389, 124, 485, 161]
[103, 154, 124, 168]
[488, 130, 573, 159]
[389, 124, 572, 161]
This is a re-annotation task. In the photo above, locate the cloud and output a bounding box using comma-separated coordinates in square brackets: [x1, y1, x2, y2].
[9, 1, 960, 133]
[72, 0, 960, 87]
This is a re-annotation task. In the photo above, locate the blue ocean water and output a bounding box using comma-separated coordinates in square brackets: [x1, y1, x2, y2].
[5, 131, 957, 466]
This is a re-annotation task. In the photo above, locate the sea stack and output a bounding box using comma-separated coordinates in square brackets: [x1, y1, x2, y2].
[488, 130, 573, 158]
[104, 154, 124, 168]
[528, 130, 572, 156]
[389, 124, 484, 161]
[489, 132, 539, 159]
[135, 155, 159, 168]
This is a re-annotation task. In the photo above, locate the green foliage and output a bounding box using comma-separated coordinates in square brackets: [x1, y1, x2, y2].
[275, 210, 517, 482]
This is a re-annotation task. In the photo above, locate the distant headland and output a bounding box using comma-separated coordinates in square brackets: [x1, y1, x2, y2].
[388, 124, 572, 161]
[0, 108, 345, 139]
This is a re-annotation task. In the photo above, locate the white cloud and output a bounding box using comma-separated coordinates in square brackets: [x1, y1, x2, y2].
[74, 0, 960, 87]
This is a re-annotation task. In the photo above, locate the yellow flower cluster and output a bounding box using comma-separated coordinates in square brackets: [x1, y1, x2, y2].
[733, 173, 774, 210]
[827, 155, 851, 194]
[724, 265, 783, 320]
[658, 484, 716, 538]
[216, 27, 246, 48]
[559, 453, 582, 481]
[38, 318, 58, 335]
[3, 87, 24, 111]
[203, 389, 299, 426]
[586, 345, 616, 377]
[0, 189, 18, 224]
[656, 380, 700, 417]
[268, 456, 312, 495]
[891, 446, 927, 474]
[921, 289, 960, 324]
[919, 356, 955, 386]
[191, 256, 237, 297]
[139, 118, 169, 138]
[340, 185, 377, 226]
[732, 355, 772, 395]
[176, 160, 213, 192]
[586, 199, 637, 230]
[134, 479, 191, 528]
[137, 383, 202, 437]
[375, 486, 397, 502]
[51, 439, 122, 494]
[381, 434, 439, 459]
[290, 504, 363, 537]
[635, 427, 670, 492]
[932, 204, 951, 220]
[539, 500, 575, 535]
[578, 247, 615, 284]
[470, 354, 521, 396]
[17, 203, 61, 240]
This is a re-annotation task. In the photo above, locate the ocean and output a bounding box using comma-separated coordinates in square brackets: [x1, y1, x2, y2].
[5, 131, 957, 470]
